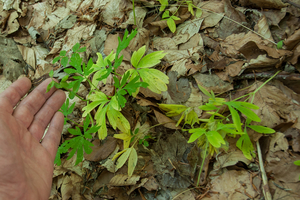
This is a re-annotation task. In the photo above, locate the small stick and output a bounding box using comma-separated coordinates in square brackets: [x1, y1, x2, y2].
[257, 141, 272, 200]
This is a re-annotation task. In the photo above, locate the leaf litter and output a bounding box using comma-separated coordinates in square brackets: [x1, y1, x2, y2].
[1, 0, 300, 199]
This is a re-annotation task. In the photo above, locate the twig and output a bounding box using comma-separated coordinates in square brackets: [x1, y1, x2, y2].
[272, 181, 292, 191]
[256, 141, 272, 200]
[233, 72, 300, 81]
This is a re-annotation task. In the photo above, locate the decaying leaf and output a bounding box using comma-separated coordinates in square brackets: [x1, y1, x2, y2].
[109, 174, 140, 186]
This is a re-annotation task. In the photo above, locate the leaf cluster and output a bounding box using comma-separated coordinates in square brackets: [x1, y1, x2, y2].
[55, 116, 99, 166]
[48, 29, 168, 177]
[158, 0, 202, 33]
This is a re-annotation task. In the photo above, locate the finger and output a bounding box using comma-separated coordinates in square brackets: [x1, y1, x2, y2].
[13, 78, 57, 128]
[0, 77, 31, 114]
[28, 89, 66, 142]
[41, 111, 64, 161]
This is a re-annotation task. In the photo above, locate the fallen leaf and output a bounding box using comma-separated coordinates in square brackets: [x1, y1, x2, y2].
[167, 71, 191, 103]
[193, 73, 233, 94]
[84, 137, 117, 161]
[109, 174, 140, 186]
[247, 0, 288, 9]
[153, 110, 180, 129]
[176, 18, 204, 40]
[203, 170, 259, 199]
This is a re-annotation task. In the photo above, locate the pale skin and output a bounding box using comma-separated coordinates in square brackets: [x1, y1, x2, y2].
[0, 77, 66, 200]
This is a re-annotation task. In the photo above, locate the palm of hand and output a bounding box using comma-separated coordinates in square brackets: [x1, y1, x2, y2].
[0, 78, 65, 200]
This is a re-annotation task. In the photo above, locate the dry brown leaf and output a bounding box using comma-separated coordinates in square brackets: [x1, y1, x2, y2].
[109, 174, 140, 186]
[17, 45, 36, 70]
[254, 15, 275, 45]
[163, 50, 189, 62]
[153, 110, 180, 129]
[247, 81, 300, 129]
[6, 11, 19, 35]
[263, 9, 286, 26]
[221, 32, 267, 57]
[128, 28, 150, 51]
[120, 7, 147, 29]
[176, 18, 204, 40]
[153, 37, 178, 50]
[143, 176, 160, 191]
[170, 58, 188, 77]
[63, 24, 97, 52]
[84, 137, 117, 162]
[216, 151, 252, 169]
[202, 170, 259, 199]
[247, 0, 288, 9]
[139, 87, 162, 100]
[201, 13, 224, 30]
[285, 28, 300, 50]
[104, 33, 131, 61]
[215, 0, 248, 39]
[193, 73, 233, 94]
[179, 33, 203, 50]
[172, 34, 189, 45]
[226, 60, 245, 77]
[136, 96, 157, 107]
[265, 132, 300, 183]
[102, 0, 125, 26]
[92, 169, 115, 192]
[61, 174, 82, 200]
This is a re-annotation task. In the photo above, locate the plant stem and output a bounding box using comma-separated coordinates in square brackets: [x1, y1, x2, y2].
[132, 0, 136, 25]
[64, 88, 88, 101]
[86, 78, 101, 93]
[197, 139, 208, 186]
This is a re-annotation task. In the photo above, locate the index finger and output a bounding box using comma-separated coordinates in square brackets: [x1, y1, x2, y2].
[0, 77, 32, 114]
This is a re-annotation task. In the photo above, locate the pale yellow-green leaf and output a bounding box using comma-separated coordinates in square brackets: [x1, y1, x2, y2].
[114, 132, 132, 149]
[95, 105, 108, 139]
[176, 113, 185, 127]
[139, 68, 169, 94]
[92, 69, 107, 88]
[206, 112, 226, 118]
[159, 104, 187, 117]
[107, 106, 130, 133]
[88, 91, 108, 102]
[137, 51, 167, 68]
[116, 148, 132, 170]
[83, 91, 109, 117]
[112, 149, 127, 161]
[196, 8, 202, 18]
[185, 110, 199, 126]
[167, 18, 176, 33]
[128, 147, 138, 177]
[110, 96, 120, 111]
[82, 101, 102, 117]
[131, 45, 146, 68]
[188, 3, 194, 16]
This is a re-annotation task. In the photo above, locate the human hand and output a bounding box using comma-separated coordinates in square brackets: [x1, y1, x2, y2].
[0, 77, 66, 200]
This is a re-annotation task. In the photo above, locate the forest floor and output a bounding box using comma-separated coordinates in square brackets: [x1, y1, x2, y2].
[1, 0, 300, 199]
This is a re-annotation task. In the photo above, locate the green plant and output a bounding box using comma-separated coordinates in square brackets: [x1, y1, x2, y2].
[55, 115, 99, 166]
[159, 73, 279, 186]
[157, 0, 202, 33]
[48, 29, 168, 174]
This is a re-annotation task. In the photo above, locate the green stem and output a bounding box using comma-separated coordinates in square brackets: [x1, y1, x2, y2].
[197, 139, 208, 186]
[64, 88, 88, 101]
[86, 78, 101, 92]
[132, 0, 136, 25]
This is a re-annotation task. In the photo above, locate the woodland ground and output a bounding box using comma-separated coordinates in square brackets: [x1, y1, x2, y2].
[1, 0, 300, 199]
